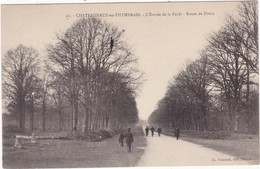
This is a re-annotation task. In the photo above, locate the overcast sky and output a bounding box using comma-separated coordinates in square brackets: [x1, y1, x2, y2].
[2, 2, 239, 120]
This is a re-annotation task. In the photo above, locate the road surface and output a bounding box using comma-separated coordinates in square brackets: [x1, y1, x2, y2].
[137, 127, 249, 167]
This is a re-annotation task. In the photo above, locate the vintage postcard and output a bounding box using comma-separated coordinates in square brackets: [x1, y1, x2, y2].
[1, 0, 259, 168]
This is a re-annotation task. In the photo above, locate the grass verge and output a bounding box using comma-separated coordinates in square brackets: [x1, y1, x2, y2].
[182, 136, 259, 165]
[3, 125, 147, 168]
[164, 130, 259, 165]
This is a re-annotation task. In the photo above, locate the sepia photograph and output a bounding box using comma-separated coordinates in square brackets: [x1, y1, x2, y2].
[1, 0, 259, 168]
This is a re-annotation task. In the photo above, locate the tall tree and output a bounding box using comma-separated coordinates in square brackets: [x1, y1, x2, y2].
[47, 17, 142, 132]
[3, 45, 40, 131]
[149, 1, 258, 134]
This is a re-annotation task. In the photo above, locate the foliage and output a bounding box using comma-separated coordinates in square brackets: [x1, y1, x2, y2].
[3, 17, 142, 133]
[148, 1, 258, 134]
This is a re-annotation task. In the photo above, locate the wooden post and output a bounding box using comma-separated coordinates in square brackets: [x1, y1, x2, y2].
[31, 133, 37, 143]
[14, 137, 22, 148]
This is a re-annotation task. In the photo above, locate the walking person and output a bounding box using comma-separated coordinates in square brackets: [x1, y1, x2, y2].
[175, 127, 180, 140]
[119, 132, 125, 147]
[157, 127, 162, 137]
[145, 126, 149, 137]
[125, 128, 134, 152]
[150, 126, 155, 137]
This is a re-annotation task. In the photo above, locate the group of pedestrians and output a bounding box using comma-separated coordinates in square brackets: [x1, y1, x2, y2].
[144, 126, 181, 140]
[145, 126, 162, 137]
[118, 126, 181, 153]
[118, 128, 134, 153]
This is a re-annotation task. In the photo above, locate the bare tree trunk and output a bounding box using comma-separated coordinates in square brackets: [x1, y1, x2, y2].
[105, 114, 109, 129]
[42, 92, 46, 132]
[59, 109, 63, 131]
[92, 111, 99, 130]
[82, 107, 89, 133]
[245, 63, 250, 133]
[89, 110, 92, 131]
[71, 101, 74, 132]
[74, 99, 79, 131]
[30, 96, 34, 131]
[102, 115, 105, 129]
[227, 105, 232, 132]
[50, 110, 53, 130]
[202, 103, 207, 131]
[18, 97, 26, 131]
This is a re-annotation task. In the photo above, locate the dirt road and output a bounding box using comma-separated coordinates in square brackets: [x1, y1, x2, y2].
[137, 128, 250, 167]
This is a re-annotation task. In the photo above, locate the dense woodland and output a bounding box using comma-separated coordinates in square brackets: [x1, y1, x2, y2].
[148, 1, 259, 134]
[3, 17, 143, 133]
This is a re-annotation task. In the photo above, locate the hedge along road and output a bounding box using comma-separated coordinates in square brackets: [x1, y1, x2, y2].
[137, 127, 249, 167]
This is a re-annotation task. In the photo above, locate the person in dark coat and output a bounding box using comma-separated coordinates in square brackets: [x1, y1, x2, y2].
[150, 126, 155, 137]
[157, 127, 162, 137]
[175, 128, 180, 140]
[125, 128, 134, 152]
[119, 132, 125, 147]
[145, 126, 149, 137]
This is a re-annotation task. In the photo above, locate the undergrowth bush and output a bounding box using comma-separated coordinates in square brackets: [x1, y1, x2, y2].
[182, 130, 231, 139]
[3, 125, 24, 138]
[68, 129, 118, 142]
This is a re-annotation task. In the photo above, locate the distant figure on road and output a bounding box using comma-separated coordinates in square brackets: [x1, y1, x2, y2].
[175, 128, 180, 140]
[145, 126, 149, 137]
[119, 132, 125, 147]
[150, 126, 155, 137]
[157, 127, 162, 137]
[125, 128, 134, 152]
